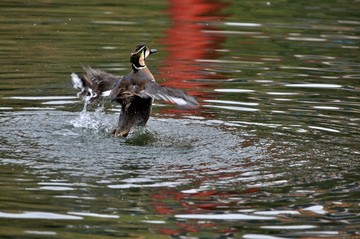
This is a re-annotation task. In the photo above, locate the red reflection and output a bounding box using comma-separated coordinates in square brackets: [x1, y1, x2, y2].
[151, 1, 234, 235]
[149, 160, 264, 236]
[151, 186, 259, 236]
[158, 0, 228, 101]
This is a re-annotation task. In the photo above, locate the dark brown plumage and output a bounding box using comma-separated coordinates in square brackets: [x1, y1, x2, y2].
[71, 45, 199, 137]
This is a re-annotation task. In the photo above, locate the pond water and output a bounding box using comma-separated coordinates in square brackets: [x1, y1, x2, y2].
[0, 0, 359, 238]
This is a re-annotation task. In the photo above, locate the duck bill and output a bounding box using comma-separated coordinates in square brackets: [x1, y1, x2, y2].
[150, 48, 158, 54]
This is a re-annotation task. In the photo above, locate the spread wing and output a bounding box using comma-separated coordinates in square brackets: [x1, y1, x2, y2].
[142, 81, 199, 108]
[81, 65, 121, 92]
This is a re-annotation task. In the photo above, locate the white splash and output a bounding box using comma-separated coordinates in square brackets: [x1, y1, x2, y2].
[70, 107, 111, 131]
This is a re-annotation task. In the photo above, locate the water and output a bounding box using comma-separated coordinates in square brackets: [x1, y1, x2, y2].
[0, 0, 359, 238]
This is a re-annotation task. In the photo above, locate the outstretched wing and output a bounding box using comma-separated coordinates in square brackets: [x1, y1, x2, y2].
[142, 81, 199, 108]
[81, 65, 121, 92]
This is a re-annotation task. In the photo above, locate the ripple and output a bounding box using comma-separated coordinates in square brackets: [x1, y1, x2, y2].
[343, 74, 360, 79]
[68, 212, 119, 219]
[39, 186, 75, 191]
[341, 45, 359, 49]
[204, 104, 259, 112]
[273, 98, 293, 101]
[52, 129, 80, 136]
[266, 92, 299, 96]
[102, 46, 117, 50]
[230, 121, 281, 128]
[196, 59, 264, 65]
[108, 181, 186, 189]
[9, 96, 77, 100]
[337, 20, 360, 25]
[92, 20, 136, 25]
[0, 211, 82, 220]
[261, 225, 317, 229]
[254, 210, 300, 216]
[54, 195, 96, 200]
[224, 22, 262, 27]
[249, 179, 288, 187]
[280, 66, 336, 72]
[321, 34, 360, 40]
[0, 107, 13, 110]
[294, 54, 336, 60]
[121, 178, 155, 183]
[214, 88, 255, 93]
[301, 205, 327, 215]
[203, 30, 263, 35]
[313, 106, 340, 110]
[24, 231, 57, 236]
[175, 213, 275, 220]
[285, 83, 342, 89]
[42, 100, 77, 105]
[22, 107, 57, 110]
[204, 99, 259, 106]
[309, 126, 340, 133]
[141, 220, 166, 224]
[243, 234, 287, 239]
[1, 110, 258, 180]
[293, 231, 339, 236]
[286, 36, 326, 42]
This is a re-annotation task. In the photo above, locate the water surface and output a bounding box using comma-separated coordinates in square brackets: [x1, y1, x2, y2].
[0, 0, 359, 238]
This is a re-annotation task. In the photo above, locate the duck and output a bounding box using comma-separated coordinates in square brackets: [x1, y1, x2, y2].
[71, 44, 199, 137]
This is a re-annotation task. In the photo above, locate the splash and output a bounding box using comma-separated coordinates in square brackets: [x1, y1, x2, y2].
[70, 73, 115, 132]
[70, 102, 114, 132]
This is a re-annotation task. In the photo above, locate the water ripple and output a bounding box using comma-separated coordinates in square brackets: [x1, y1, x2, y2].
[1, 0, 359, 238]
[0, 211, 82, 220]
[284, 83, 342, 89]
[175, 213, 275, 220]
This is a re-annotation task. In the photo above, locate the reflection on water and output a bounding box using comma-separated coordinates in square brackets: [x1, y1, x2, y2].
[0, 0, 360, 238]
[158, 0, 228, 93]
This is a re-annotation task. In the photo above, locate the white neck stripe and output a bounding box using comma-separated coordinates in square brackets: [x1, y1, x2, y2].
[132, 64, 146, 70]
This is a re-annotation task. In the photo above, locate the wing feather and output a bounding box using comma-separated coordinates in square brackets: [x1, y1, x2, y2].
[142, 81, 199, 108]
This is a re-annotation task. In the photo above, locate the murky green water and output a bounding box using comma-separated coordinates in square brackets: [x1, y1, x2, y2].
[1, 0, 359, 238]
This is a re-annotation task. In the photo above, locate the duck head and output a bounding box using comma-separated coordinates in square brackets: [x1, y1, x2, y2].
[130, 45, 158, 70]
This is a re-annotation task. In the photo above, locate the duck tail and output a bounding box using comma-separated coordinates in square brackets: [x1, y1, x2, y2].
[71, 72, 97, 100]
[71, 73, 86, 96]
